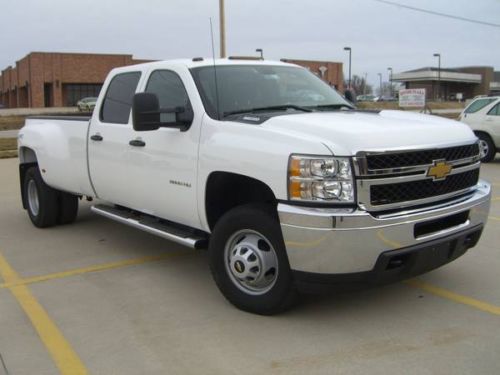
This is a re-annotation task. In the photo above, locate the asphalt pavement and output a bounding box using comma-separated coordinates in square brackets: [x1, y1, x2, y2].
[0, 157, 499, 375]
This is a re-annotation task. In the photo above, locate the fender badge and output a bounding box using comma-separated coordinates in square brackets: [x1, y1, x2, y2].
[427, 160, 452, 181]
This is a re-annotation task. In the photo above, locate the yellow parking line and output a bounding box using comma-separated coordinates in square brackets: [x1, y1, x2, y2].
[405, 279, 500, 316]
[0, 251, 88, 375]
[0, 252, 184, 289]
[492, 196, 500, 202]
[376, 231, 500, 316]
[489, 216, 500, 222]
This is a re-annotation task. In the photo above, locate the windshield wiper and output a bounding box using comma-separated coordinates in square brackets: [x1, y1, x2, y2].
[223, 105, 313, 117]
[310, 103, 355, 111]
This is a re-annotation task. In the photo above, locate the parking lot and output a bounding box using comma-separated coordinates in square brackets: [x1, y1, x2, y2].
[0, 156, 499, 375]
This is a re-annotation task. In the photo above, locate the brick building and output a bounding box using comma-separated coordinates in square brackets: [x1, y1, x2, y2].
[0, 52, 151, 108]
[392, 66, 500, 100]
[281, 58, 344, 92]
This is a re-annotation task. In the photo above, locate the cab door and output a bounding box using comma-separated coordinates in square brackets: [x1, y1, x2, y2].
[119, 67, 202, 229]
[88, 71, 143, 208]
[485, 103, 500, 145]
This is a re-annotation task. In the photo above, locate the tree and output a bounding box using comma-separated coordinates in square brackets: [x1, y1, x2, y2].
[345, 75, 372, 95]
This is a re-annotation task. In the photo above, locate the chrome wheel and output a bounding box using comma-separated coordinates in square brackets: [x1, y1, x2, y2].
[479, 139, 489, 160]
[224, 229, 279, 295]
[27, 179, 39, 216]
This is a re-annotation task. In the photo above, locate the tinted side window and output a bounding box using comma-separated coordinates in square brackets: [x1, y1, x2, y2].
[145, 70, 191, 123]
[487, 103, 500, 116]
[464, 98, 496, 114]
[101, 72, 141, 124]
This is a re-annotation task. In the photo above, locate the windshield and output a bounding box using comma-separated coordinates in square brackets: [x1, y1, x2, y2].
[190, 65, 352, 119]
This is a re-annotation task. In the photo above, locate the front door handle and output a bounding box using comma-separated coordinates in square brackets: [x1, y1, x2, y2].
[90, 134, 103, 141]
[129, 139, 146, 147]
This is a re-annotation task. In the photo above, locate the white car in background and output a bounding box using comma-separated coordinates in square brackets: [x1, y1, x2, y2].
[459, 96, 500, 162]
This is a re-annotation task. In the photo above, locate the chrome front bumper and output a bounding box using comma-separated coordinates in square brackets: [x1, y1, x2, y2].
[278, 181, 491, 274]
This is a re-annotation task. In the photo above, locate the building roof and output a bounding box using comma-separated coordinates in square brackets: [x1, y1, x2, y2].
[392, 67, 482, 84]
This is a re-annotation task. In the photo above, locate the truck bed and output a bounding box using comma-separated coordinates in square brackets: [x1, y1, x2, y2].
[20, 115, 94, 197]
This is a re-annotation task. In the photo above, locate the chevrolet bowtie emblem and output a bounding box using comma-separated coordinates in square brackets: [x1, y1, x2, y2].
[427, 160, 452, 181]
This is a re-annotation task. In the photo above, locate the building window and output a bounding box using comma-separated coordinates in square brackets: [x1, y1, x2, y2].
[63, 84, 103, 107]
[100, 72, 141, 124]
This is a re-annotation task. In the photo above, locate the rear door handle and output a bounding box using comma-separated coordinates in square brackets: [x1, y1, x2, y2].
[129, 139, 146, 147]
[90, 134, 103, 141]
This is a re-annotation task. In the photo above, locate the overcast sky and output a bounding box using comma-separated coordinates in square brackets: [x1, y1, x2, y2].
[1, 0, 499, 87]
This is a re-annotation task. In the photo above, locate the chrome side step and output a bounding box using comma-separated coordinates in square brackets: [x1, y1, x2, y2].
[91, 204, 208, 249]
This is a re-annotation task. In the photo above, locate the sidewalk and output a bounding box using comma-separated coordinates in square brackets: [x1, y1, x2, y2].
[0, 130, 18, 138]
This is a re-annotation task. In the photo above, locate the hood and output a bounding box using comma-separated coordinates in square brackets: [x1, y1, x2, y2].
[261, 110, 477, 156]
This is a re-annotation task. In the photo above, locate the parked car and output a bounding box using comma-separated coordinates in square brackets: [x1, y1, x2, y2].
[378, 95, 397, 102]
[459, 96, 500, 162]
[18, 59, 491, 314]
[77, 97, 97, 112]
[356, 94, 377, 102]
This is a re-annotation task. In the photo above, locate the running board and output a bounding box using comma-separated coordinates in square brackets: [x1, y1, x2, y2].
[91, 204, 208, 249]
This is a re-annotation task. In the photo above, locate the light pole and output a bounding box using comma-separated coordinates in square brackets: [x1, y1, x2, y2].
[433, 53, 441, 101]
[387, 67, 393, 97]
[344, 47, 351, 90]
[378, 73, 383, 98]
[256, 48, 264, 60]
[219, 0, 226, 58]
[363, 73, 368, 95]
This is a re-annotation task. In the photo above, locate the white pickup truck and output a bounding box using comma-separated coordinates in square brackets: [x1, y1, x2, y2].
[18, 58, 491, 314]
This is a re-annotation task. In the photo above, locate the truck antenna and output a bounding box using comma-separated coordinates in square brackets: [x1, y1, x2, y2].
[209, 17, 221, 120]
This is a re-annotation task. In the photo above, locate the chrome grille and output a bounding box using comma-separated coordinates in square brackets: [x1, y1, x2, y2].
[366, 143, 479, 170]
[355, 142, 481, 212]
[370, 169, 479, 206]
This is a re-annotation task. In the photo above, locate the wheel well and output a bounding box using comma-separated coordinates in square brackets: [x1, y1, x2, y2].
[19, 147, 38, 164]
[19, 147, 38, 209]
[205, 172, 277, 231]
[474, 131, 493, 142]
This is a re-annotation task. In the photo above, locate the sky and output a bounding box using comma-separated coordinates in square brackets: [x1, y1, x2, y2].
[1, 0, 499, 88]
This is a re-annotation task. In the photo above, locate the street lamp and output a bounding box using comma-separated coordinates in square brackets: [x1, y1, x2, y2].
[378, 73, 383, 98]
[433, 53, 441, 101]
[387, 67, 393, 97]
[256, 48, 264, 60]
[344, 47, 351, 90]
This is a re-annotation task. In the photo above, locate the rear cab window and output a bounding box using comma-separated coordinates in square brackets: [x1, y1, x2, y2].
[100, 72, 142, 124]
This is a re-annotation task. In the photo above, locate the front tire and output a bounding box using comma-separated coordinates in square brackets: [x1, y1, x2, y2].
[209, 204, 297, 315]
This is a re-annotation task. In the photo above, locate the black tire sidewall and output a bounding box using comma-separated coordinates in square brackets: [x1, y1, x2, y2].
[209, 204, 296, 315]
[58, 192, 79, 225]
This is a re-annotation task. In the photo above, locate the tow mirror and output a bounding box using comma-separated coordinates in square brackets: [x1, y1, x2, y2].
[132, 92, 193, 132]
[132, 93, 160, 131]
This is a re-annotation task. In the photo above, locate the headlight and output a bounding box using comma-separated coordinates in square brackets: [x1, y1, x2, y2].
[288, 155, 355, 203]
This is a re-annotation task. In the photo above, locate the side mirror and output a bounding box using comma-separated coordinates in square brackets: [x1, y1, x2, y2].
[132, 93, 160, 131]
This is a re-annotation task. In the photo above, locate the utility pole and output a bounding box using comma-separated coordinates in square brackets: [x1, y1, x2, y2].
[219, 0, 226, 58]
